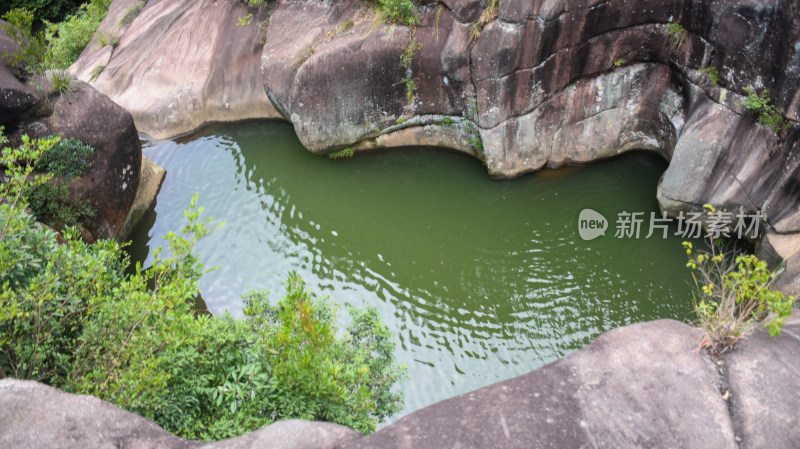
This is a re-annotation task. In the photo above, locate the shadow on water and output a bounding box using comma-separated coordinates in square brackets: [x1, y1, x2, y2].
[128, 121, 700, 422]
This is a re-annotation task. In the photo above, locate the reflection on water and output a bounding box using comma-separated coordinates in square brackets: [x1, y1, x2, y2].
[129, 121, 696, 420]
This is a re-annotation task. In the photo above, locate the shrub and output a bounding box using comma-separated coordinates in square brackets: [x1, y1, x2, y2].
[0, 8, 48, 76]
[26, 136, 95, 228]
[613, 57, 626, 67]
[740, 87, 790, 134]
[36, 137, 94, 178]
[400, 39, 421, 70]
[469, 0, 500, 43]
[1, 130, 405, 438]
[371, 0, 418, 26]
[45, 0, 113, 69]
[25, 182, 95, 227]
[685, 207, 796, 354]
[1, 0, 84, 24]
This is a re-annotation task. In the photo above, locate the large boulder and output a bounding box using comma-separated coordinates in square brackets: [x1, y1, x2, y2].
[341, 319, 737, 449]
[726, 315, 800, 449]
[0, 379, 362, 449]
[72, 0, 280, 139]
[1, 23, 147, 241]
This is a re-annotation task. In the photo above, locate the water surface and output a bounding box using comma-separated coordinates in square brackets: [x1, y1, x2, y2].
[131, 121, 696, 420]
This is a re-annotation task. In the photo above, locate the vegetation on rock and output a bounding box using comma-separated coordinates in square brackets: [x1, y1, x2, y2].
[740, 87, 790, 134]
[685, 206, 796, 354]
[0, 130, 406, 439]
[699, 66, 719, 86]
[470, 0, 500, 43]
[1, 0, 112, 74]
[666, 22, 687, 52]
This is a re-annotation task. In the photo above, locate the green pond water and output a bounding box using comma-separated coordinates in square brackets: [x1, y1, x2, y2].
[130, 121, 697, 421]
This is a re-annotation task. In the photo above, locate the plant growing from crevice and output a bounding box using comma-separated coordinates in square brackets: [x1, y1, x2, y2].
[0, 8, 48, 77]
[435, 5, 444, 40]
[50, 69, 76, 94]
[89, 65, 105, 81]
[667, 22, 687, 52]
[399, 37, 421, 106]
[464, 98, 484, 152]
[685, 205, 796, 354]
[96, 31, 120, 48]
[470, 0, 500, 43]
[119, 0, 145, 27]
[328, 147, 354, 160]
[699, 66, 719, 86]
[401, 77, 416, 104]
[400, 39, 422, 70]
[291, 45, 316, 68]
[740, 87, 790, 133]
[369, 0, 419, 27]
[438, 116, 455, 127]
[613, 57, 626, 67]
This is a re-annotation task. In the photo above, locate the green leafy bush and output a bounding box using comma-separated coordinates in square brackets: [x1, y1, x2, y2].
[25, 182, 95, 227]
[371, 0, 418, 26]
[740, 87, 790, 134]
[1, 130, 405, 438]
[36, 136, 94, 178]
[0, 8, 49, 76]
[684, 206, 796, 354]
[45, 0, 112, 69]
[1, 0, 85, 25]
